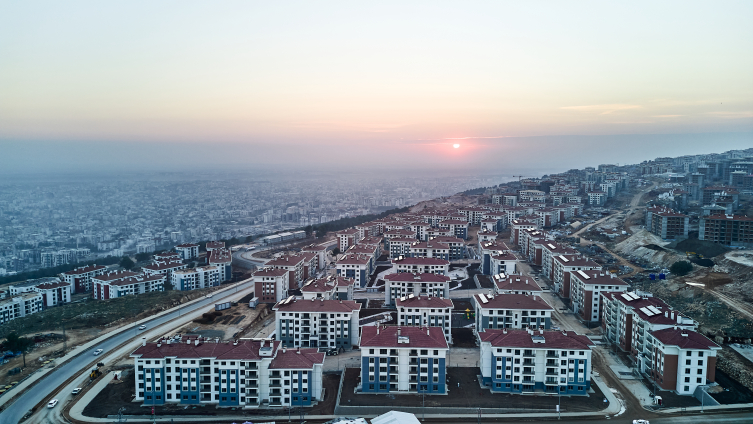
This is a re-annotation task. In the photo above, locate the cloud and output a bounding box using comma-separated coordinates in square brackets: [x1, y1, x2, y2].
[561, 104, 642, 115]
[705, 111, 753, 119]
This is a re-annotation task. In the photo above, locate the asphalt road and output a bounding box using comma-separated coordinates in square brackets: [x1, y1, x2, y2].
[0, 280, 254, 424]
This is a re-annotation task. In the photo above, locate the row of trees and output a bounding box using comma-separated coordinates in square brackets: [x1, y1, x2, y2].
[0, 256, 120, 286]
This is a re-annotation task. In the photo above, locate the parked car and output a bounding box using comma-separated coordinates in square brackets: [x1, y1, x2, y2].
[327, 349, 338, 356]
[93, 348, 103, 355]
[71, 388, 82, 395]
[138, 325, 146, 330]
[47, 399, 58, 408]
[633, 420, 650, 424]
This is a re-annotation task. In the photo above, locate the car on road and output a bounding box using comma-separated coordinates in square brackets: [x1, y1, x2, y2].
[327, 349, 338, 356]
[71, 388, 82, 395]
[206, 293, 213, 298]
[632, 420, 649, 424]
[47, 399, 58, 408]
[93, 348, 103, 355]
[138, 325, 146, 330]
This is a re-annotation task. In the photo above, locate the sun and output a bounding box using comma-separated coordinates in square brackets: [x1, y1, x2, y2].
[453, 143, 460, 149]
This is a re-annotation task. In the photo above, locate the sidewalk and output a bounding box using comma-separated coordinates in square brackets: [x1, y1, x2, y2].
[0, 279, 250, 410]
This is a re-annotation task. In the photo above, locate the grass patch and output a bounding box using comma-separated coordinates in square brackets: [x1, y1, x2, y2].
[0, 289, 210, 337]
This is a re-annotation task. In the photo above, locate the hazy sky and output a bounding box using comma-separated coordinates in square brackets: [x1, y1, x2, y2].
[1, 1, 752, 174]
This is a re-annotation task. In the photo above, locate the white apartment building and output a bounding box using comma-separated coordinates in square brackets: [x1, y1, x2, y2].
[473, 292, 553, 331]
[569, 271, 628, 323]
[0, 292, 43, 324]
[383, 273, 451, 306]
[646, 328, 721, 395]
[175, 243, 200, 260]
[493, 274, 543, 295]
[172, 266, 221, 291]
[391, 257, 449, 275]
[300, 276, 355, 301]
[131, 337, 324, 408]
[479, 329, 594, 395]
[273, 298, 361, 349]
[396, 295, 453, 344]
[61, 264, 107, 294]
[95, 274, 166, 300]
[359, 326, 449, 394]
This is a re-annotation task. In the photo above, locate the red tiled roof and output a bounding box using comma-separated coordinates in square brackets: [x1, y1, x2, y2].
[494, 275, 543, 292]
[267, 254, 305, 267]
[205, 241, 225, 249]
[254, 268, 289, 277]
[176, 243, 199, 248]
[384, 273, 450, 283]
[269, 348, 325, 369]
[479, 329, 594, 349]
[396, 296, 453, 309]
[110, 274, 166, 286]
[474, 293, 552, 310]
[337, 254, 370, 265]
[650, 328, 720, 350]
[94, 270, 140, 282]
[392, 257, 449, 266]
[360, 326, 448, 349]
[35, 281, 70, 290]
[272, 298, 361, 313]
[143, 261, 186, 271]
[131, 339, 280, 360]
[571, 272, 628, 286]
[63, 265, 106, 275]
[208, 248, 232, 264]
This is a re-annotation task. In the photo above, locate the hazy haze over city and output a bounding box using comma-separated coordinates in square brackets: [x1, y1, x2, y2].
[1, 1, 752, 175]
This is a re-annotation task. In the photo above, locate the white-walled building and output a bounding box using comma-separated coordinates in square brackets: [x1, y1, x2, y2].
[391, 257, 449, 275]
[175, 243, 200, 260]
[0, 292, 43, 324]
[253, 268, 290, 304]
[396, 295, 453, 344]
[646, 328, 721, 395]
[384, 273, 451, 306]
[273, 298, 361, 349]
[172, 266, 221, 291]
[473, 292, 553, 331]
[479, 328, 594, 395]
[300, 276, 355, 300]
[130, 337, 324, 408]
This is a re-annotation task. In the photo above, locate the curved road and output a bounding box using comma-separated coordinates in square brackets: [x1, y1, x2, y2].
[0, 280, 254, 424]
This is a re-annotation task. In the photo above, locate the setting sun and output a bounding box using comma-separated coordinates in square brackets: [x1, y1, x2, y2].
[453, 144, 460, 149]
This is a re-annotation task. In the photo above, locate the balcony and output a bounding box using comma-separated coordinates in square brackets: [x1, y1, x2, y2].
[546, 353, 559, 358]
[522, 368, 535, 375]
[523, 352, 535, 358]
[522, 359, 535, 366]
[546, 369, 558, 376]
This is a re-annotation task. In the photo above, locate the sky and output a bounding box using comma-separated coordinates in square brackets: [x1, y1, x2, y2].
[1, 1, 752, 175]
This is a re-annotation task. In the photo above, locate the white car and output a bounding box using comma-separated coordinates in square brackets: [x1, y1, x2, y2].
[47, 399, 58, 408]
[93, 348, 103, 355]
[206, 293, 213, 298]
[633, 420, 650, 424]
[138, 325, 146, 330]
[71, 388, 82, 395]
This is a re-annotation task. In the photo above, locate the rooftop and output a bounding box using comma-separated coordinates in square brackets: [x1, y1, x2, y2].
[272, 298, 362, 313]
[480, 329, 594, 349]
[650, 328, 720, 350]
[396, 295, 453, 309]
[360, 326, 448, 349]
[474, 293, 552, 310]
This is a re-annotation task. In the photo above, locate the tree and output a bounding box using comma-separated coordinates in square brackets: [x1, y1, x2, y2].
[244, 235, 254, 243]
[670, 260, 693, 276]
[135, 252, 151, 262]
[227, 237, 240, 247]
[304, 225, 313, 237]
[119, 256, 135, 270]
[5, 332, 33, 368]
[331, 247, 340, 256]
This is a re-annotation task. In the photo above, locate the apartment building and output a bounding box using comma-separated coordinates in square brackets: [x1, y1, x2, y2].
[699, 214, 753, 247]
[493, 274, 543, 295]
[541, 242, 579, 282]
[645, 328, 721, 395]
[268, 254, 305, 289]
[253, 268, 290, 304]
[391, 257, 449, 275]
[587, 191, 607, 206]
[175, 243, 200, 260]
[437, 219, 469, 240]
[273, 298, 361, 349]
[0, 292, 43, 324]
[337, 229, 360, 252]
[601, 291, 696, 359]
[479, 329, 594, 395]
[428, 236, 466, 260]
[359, 326, 448, 394]
[205, 241, 226, 252]
[345, 245, 378, 275]
[336, 254, 371, 287]
[645, 207, 689, 240]
[142, 260, 188, 283]
[396, 295, 453, 344]
[301, 244, 329, 271]
[384, 273, 451, 306]
[478, 240, 513, 275]
[300, 276, 355, 301]
[208, 248, 233, 282]
[473, 292, 553, 331]
[130, 337, 324, 408]
[510, 219, 538, 247]
[552, 255, 602, 299]
[172, 266, 221, 291]
[569, 271, 629, 323]
[388, 236, 418, 259]
[61, 264, 107, 294]
[409, 222, 432, 241]
[408, 240, 450, 261]
[95, 274, 166, 299]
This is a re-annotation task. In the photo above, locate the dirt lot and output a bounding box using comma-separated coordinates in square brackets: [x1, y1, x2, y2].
[176, 301, 271, 340]
[339, 367, 608, 412]
[82, 368, 339, 418]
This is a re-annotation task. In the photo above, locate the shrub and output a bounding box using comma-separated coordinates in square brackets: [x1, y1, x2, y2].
[670, 260, 693, 276]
